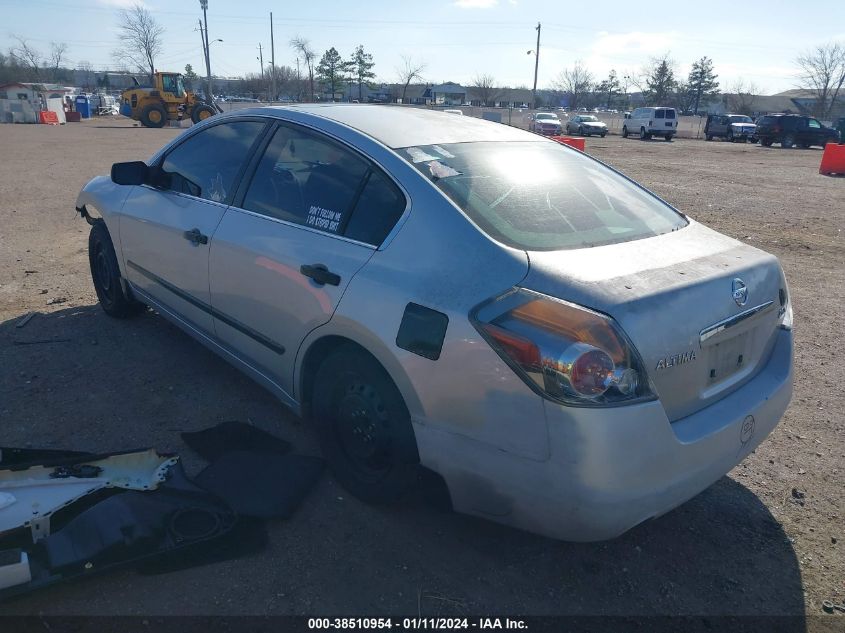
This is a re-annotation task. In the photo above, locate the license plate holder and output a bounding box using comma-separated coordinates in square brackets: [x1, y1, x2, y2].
[707, 331, 751, 383]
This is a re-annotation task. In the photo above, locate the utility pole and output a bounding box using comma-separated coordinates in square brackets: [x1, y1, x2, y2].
[197, 19, 208, 92]
[200, 0, 212, 102]
[532, 22, 541, 109]
[269, 12, 276, 103]
[258, 43, 264, 79]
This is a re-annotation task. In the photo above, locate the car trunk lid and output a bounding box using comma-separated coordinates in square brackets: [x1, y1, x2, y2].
[522, 222, 785, 421]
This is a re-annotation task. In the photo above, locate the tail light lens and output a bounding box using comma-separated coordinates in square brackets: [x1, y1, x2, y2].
[473, 289, 653, 406]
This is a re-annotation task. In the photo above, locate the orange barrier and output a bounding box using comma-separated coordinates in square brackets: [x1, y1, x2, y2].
[39, 111, 59, 125]
[550, 136, 586, 151]
[819, 143, 845, 176]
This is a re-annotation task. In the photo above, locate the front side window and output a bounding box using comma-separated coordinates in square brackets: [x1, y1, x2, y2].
[160, 120, 265, 202]
[403, 142, 687, 251]
[808, 119, 821, 128]
[241, 125, 368, 234]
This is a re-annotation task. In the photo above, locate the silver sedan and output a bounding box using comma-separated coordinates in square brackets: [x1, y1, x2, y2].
[77, 105, 793, 541]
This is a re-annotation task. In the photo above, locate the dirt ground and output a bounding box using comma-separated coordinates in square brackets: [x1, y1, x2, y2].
[0, 117, 843, 621]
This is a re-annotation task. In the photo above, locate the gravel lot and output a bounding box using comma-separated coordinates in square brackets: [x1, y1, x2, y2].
[0, 117, 842, 619]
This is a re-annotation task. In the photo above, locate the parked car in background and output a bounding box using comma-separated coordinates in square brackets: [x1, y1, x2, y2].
[755, 114, 839, 148]
[566, 114, 608, 137]
[832, 117, 844, 142]
[705, 114, 757, 143]
[78, 105, 793, 543]
[528, 112, 563, 136]
[622, 107, 678, 141]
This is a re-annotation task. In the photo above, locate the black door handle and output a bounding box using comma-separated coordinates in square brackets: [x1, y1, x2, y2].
[183, 228, 208, 245]
[300, 263, 340, 286]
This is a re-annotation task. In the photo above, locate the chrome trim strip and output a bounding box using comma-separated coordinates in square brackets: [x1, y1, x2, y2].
[699, 301, 774, 344]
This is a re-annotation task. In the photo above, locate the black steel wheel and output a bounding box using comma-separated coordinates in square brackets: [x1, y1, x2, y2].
[312, 345, 420, 503]
[88, 222, 144, 318]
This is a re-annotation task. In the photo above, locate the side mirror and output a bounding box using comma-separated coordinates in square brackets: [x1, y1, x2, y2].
[111, 161, 149, 186]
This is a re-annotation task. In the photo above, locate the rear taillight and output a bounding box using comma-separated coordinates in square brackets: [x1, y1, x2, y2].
[473, 289, 653, 406]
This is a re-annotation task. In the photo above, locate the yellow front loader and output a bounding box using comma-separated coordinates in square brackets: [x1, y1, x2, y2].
[120, 72, 219, 128]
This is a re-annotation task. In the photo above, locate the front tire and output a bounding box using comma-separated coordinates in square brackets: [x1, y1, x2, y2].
[782, 134, 795, 149]
[622, 126, 629, 138]
[312, 345, 420, 504]
[88, 222, 144, 318]
[190, 104, 216, 124]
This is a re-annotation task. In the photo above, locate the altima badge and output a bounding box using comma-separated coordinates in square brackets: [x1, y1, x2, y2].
[732, 278, 748, 306]
[655, 350, 696, 371]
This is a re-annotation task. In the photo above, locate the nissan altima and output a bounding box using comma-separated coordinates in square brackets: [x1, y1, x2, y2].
[76, 105, 793, 541]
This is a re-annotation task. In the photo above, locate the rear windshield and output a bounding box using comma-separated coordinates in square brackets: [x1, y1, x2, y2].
[402, 141, 687, 251]
[655, 109, 676, 119]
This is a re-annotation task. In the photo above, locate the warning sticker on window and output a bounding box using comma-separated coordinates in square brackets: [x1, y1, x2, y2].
[306, 205, 342, 232]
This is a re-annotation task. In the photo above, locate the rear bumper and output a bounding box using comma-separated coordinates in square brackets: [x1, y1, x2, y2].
[415, 328, 792, 541]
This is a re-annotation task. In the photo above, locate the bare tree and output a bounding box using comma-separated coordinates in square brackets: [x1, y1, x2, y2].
[114, 4, 164, 81]
[727, 79, 759, 116]
[396, 55, 426, 104]
[470, 73, 500, 106]
[290, 36, 316, 102]
[553, 61, 593, 112]
[11, 36, 41, 79]
[795, 42, 845, 119]
[49, 42, 68, 81]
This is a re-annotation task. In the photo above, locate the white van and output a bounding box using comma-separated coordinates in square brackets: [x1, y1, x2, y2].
[622, 107, 678, 141]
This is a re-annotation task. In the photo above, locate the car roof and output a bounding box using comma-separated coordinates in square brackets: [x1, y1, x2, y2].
[231, 104, 541, 149]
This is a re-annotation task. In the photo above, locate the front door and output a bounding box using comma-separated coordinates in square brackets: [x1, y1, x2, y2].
[120, 119, 267, 333]
[209, 122, 408, 396]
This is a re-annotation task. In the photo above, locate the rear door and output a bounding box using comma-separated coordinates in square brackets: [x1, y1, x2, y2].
[208, 122, 408, 396]
[119, 119, 268, 333]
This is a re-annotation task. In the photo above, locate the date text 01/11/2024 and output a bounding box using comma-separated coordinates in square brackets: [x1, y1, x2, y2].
[307, 617, 528, 630]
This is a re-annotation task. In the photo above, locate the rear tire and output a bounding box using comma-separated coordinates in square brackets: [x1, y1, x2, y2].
[312, 345, 420, 504]
[190, 104, 216, 124]
[706, 134, 713, 141]
[664, 134, 672, 141]
[88, 222, 144, 318]
[761, 139, 773, 147]
[622, 126, 628, 138]
[139, 103, 167, 128]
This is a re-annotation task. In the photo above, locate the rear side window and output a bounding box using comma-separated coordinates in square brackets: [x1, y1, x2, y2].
[403, 141, 687, 251]
[344, 171, 406, 245]
[160, 121, 266, 202]
[241, 125, 368, 233]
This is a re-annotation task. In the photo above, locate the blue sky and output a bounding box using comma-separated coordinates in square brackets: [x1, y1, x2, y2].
[2, 0, 844, 94]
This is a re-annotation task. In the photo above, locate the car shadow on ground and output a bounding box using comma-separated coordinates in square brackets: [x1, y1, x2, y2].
[0, 306, 806, 620]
